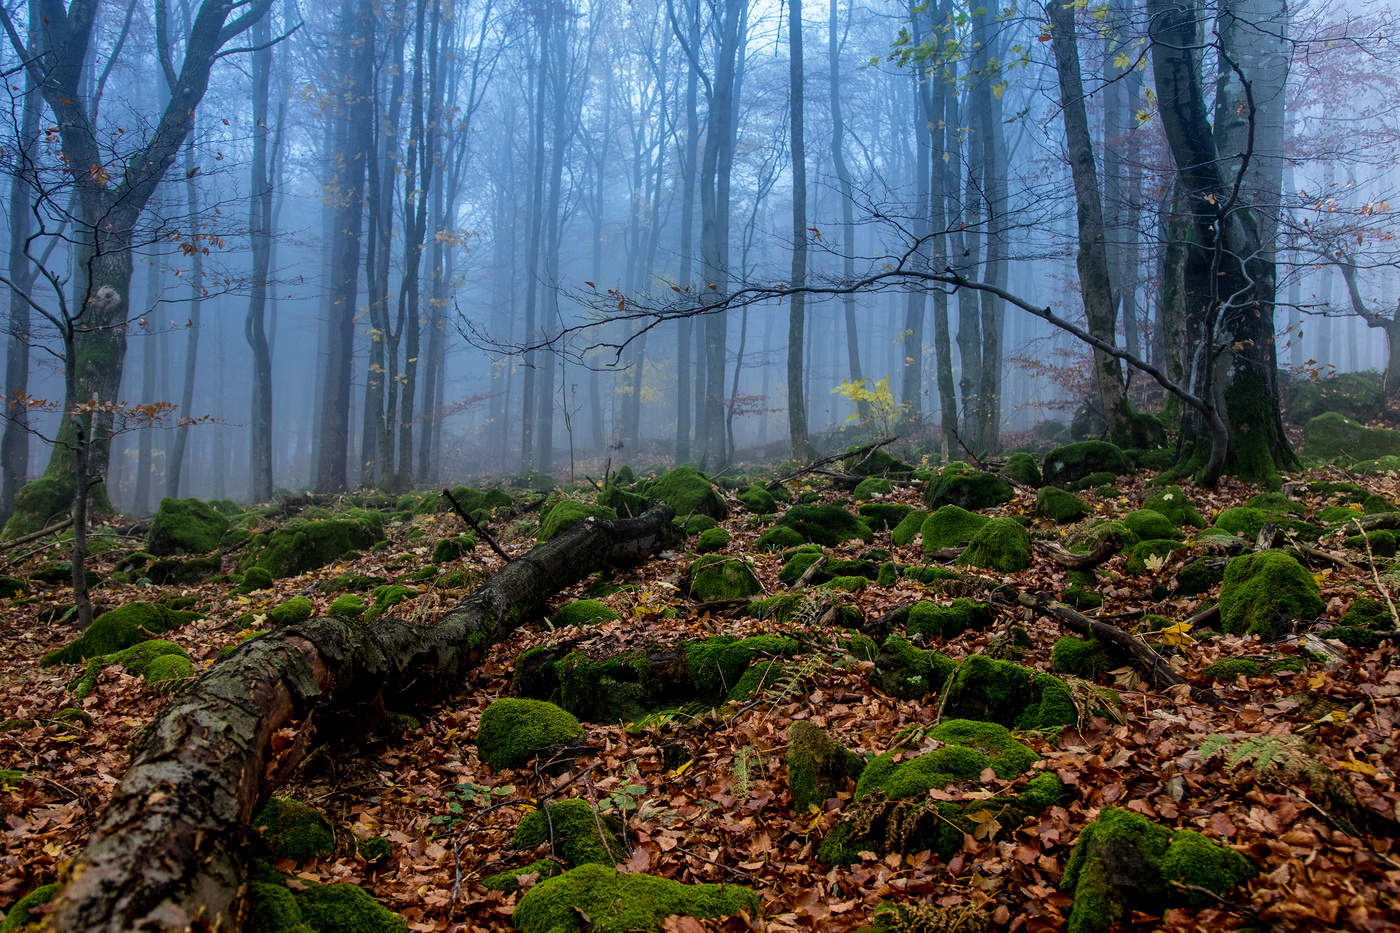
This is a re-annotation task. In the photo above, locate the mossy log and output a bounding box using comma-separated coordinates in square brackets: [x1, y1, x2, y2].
[46, 505, 675, 933]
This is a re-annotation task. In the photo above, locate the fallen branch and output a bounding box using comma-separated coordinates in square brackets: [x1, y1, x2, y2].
[1035, 537, 1119, 569]
[0, 517, 73, 551]
[442, 487, 512, 563]
[763, 436, 898, 490]
[47, 505, 675, 933]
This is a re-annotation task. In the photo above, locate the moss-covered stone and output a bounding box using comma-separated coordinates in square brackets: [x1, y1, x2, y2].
[920, 505, 989, 550]
[1042, 441, 1133, 489]
[2, 476, 70, 539]
[551, 599, 620, 628]
[776, 504, 872, 546]
[254, 797, 335, 862]
[512, 863, 758, 933]
[538, 501, 617, 542]
[1347, 527, 1398, 557]
[1303, 411, 1400, 462]
[329, 593, 366, 617]
[642, 467, 727, 520]
[1210, 506, 1268, 539]
[852, 477, 894, 501]
[238, 566, 275, 593]
[0, 575, 24, 599]
[1173, 555, 1224, 596]
[942, 655, 1076, 730]
[1160, 829, 1259, 905]
[957, 517, 1031, 573]
[1339, 596, 1394, 630]
[512, 799, 622, 866]
[145, 554, 221, 586]
[1000, 451, 1043, 487]
[364, 585, 417, 623]
[844, 447, 915, 477]
[0, 883, 59, 932]
[776, 545, 825, 584]
[1036, 486, 1089, 523]
[482, 859, 560, 892]
[906, 599, 992, 638]
[820, 575, 868, 593]
[786, 720, 865, 813]
[682, 515, 718, 537]
[1202, 657, 1261, 681]
[241, 512, 384, 579]
[928, 719, 1038, 778]
[1061, 585, 1104, 611]
[696, 527, 731, 553]
[923, 462, 1013, 511]
[269, 596, 315, 626]
[1123, 509, 1175, 541]
[1052, 636, 1111, 678]
[1123, 539, 1186, 575]
[1219, 551, 1323, 640]
[902, 565, 964, 585]
[855, 745, 991, 800]
[687, 554, 761, 602]
[477, 698, 583, 770]
[733, 484, 774, 515]
[42, 601, 201, 666]
[431, 535, 475, 563]
[871, 635, 955, 700]
[1141, 485, 1205, 528]
[144, 652, 194, 685]
[1285, 370, 1384, 424]
[295, 881, 407, 933]
[857, 502, 912, 532]
[1352, 455, 1400, 474]
[890, 509, 928, 546]
[357, 836, 391, 865]
[144, 497, 230, 555]
[598, 482, 650, 519]
[685, 635, 799, 700]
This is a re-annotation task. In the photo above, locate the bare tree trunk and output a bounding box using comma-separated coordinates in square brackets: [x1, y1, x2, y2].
[1, 38, 38, 524]
[245, 8, 275, 503]
[787, 0, 811, 459]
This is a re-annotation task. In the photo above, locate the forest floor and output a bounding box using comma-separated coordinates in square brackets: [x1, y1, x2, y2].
[1, 462, 1399, 931]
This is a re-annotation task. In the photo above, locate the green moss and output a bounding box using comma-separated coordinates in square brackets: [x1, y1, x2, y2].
[431, 535, 475, 563]
[143, 652, 195, 685]
[928, 719, 1038, 778]
[920, 505, 990, 550]
[844, 447, 914, 477]
[477, 699, 583, 770]
[902, 565, 964, 585]
[1019, 772, 1067, 812]
[254, 797, 335, 862]
[685, 635, 798, 700]
[696, 527, 731, 553]
[1052, 636, 1111, 678]
[361, 585, 415, 623]
[144, 497, 229, 555]
[747, 592, 813, 624]
[553, 650, 664, 721]
[890, 509, 928, 546]
[1348, 528, 1398, 556]
[1142, 485, 1205, 528]
[241, 513, 384, 579]
[42, 601, 200, 666]
[512, 799, 622, 866]
[329, 593, 366, 617]
[551, 599, 620, 628]
[942, 655, 1076, 730]
[269, 596, 315, 626]
[238, 566, 275, 593]
[871, 635, 954, 700]
[687, 554, 761, 602]
[1042, 441, 1132, 489]
[1211, 506, 1268, 539]
[598, 482, 650, 518]
[1173, 556, 1223, 596]
[1285, 370, 1384, 424]
[1268, 656, 1305, 673]
[776, 546, 825, 584]
[1339, 596, 1393, 629]
[296, 881, 407, 933]
[957, 517, 1031, 573]
[1035, 486, 1090, 523]
[0, 883, 59, 932]
[482, 859, 560, 892]
[855, 745, 992, 800]
[1202, 657, 1261, 681]
[853, 477, 894, 501]
[923, 462, 1013, 510]
[786, 720, 864, 813]
[1123, 539, 1186, 575]
[1123, 509, 1175, 540]
[906, 598, 992, 638]
[538, 501, 617, 542]
[1352, 455, 1400, 474]
[736, 484, 776, 514]
[821, 575, 868, 593]
[1303, 411, 1400, 462]
[754, 525, 804, 550]
[512, 863, 758, 933]
[858, 502, 912, 531]
[0, 576, 25, 599]
[1061, 807, 1172, 933]
[357, 836, 391, 865]
[0, 769, 25, 789]
[1219, 551, 1323, 640]
[841, 633, 879, 662]
[641, 467, 726, 520]
[1363, 493, 1397, 514]
[1061, 585, 1104, 611]
[684, 514, 718, 536]
[2, 476, 71, 539]
[1001, 451, 1043, 487]
[776, 504, 872, 545]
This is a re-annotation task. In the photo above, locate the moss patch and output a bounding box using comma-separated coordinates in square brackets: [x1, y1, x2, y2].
[687, 554, 761, 601]
[1036, 486, 1090, 523]
[855, 745, 992, 800]
[551, 599, 620, 627]
[512, 863, 758, 933]
[1219, 551, 1323, 640]
[1123, 509, 1176, 541]
[269, 596, 315, 626]
[242, 512, 384, 579]
[1052, 636, 1111, 678]
[905, 599, 992, 638]
[1142, 485, 1205, 527]
[512, 799, 622, 866]
[871, 635, 955, 700]
[859, 502, 912, 531]
[957, 518, 1031, 573]
[254, 797, 335, 862]
[329, 593, 366, 617]
[776, 504, 872, 546]
[942, 655, 1076, 730]
[890, 509, 928, 546]
[1202, 657, 1261, 681]
[482, 858, 560, 893]
[1042, 441, 1132, 488]
[920, 505, 990, 550]
[786, 720, 865, 813]
[643, 467, 727, 519]
[0, 883, 59, 933]
[928, 719, 1038, 778]
[754, 525, 804, 550]
[145, 497, 230, 555]
[42, 601, 201, 666]
[686, 635, 799, 700]
[477, 698, 583, 770]
[923, 462, 1013, 511]
[538, 501, 617, 542]
[1303, 411, 1400, 462]
[1001, 451, 1043, 487]
[696, 527, 731, 553]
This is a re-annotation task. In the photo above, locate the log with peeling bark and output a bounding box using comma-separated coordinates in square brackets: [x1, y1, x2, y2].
[48, 505, 675, 933]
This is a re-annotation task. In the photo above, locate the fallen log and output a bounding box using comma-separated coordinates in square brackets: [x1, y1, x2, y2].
[48, 505, 675, 933]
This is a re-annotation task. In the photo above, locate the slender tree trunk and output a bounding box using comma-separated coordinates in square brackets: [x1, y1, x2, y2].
[246, 11, 275, 503]
[2, 45, 39, 524]
[675, 0, 699, 464]
[787, 0, 811, 460]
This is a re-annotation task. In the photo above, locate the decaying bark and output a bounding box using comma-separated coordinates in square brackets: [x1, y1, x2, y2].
[49, 505, 674, 933]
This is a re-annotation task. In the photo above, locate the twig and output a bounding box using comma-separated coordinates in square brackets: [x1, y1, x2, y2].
[442, 488, 511, 563]
[1035, 537, 1118, 569]
[1351, 519, 1400, 628]
[793, 555, 828, 591]
[0, 518, 74, 550]
[763, 436, 899, 490]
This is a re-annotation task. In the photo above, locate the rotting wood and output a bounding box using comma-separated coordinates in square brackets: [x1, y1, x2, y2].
[0, 517, 74, 551]
[1035, 537, 1118, 569]
[47, 505, 674, 933]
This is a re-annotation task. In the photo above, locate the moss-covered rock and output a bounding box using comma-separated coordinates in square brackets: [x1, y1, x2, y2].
[1159, 829, 1259, 906]
[857, 502, 912, 532]
[1, 476, 70, 540]
[957, 517, 1031, 573]
[1042, 441, 1132, 489]
[1173, 555, 1224, 596]
[295, 881, 408, 933]
[902, 565, 964, 586]
[477, 698, 583, 770]
[598, 481, 650, 518]
[776, 545, 825, 584]
[1362, 493, 1398, 514]
[512, 863, 758, 933]
[854, 745, 992, 801]
[696, 527, 731, 553]
[329, 593, 366, 617]
[1285, 370, 1384, 424]
[732, 483, 773, 515]
[431, 535, 475, 563]
[754, 525, 804, 550]
[269, 596, 315, 626]
[1303, 411, 1400, 462]
[1052, 636, 1112, 678]
[776, 504, 871, 546]
[538, 501, 617, 542]
[786, 720, 864, 813]
[512, 799, 622, 866]
[923, 462, 1013, 511]
[357, 836, 391, 865]
[1123, 509, 1175, 541]
[1067, 519, 1137, 555]
[364, 584, 417, 623]
[144, 652, 195, 685]
[871, 635, 955, 700]
[890, 509, 928, 546]
[1142, 485, 1205, 528]
[687, 554, 761, 602]
[853, 477, 894, 501]
[1000, 451, 1043, 487]
[1218, 551, 1323, 639]
[145, 497, 230, 555]
[482, 858, 560, 893]
[942, 655, 1076, 730]
[1352, 455, 1400, 474]
[905, 598, 992, 638]
[683, 514, 718, 536]
[551, 599, 620, 628]
[241, 512, 384, 579]
[1202, 657, 1261, 681]
[686, 635, 799, 700]
[0, 883, 59, 933]
[145, 554, 221, 585]
[642, 467, 727, 520]
[1123, 539, 1187, 575]
[254, 797, 335, 862]
[0, 575, 24, 599]
[844, 447, 914, 477]
[1035, 486, 1089, 523]
[920, 505, 989, 550]
[42, 601, 201, 666]
[238, 566, 275, 593]
[928, 719, 1038, 778]
[1339, 596, 1394, 630]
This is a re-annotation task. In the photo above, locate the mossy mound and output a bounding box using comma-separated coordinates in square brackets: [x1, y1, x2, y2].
[844, 447, 914, 477]
[238, 566, 275, 593]
[1363, 493, 1398, 514]
[683, 514, 718, 536]
[42, 601, 201, 666]
[1042, 441, 1132, 489]
[1123, 509, 1175, 541]
[512, 863, 758, 933]
[0, 575, 24, 599]
[736, 483, 775, 514]
[1052, 636, 1112, 679]
[687, 554, 761, 602]
[269, 596, 315, 626]
[551, 599, 620, 627]
[431, 535, 475, 563]
[144, 652, 195, 684]
[957, 518, 1031, 573]
[1173, 555, 1224, 596]
[72, 638, 192, 698]
[696, 527, 731, 553]
[598, 481, 650, 518]
[1303, 411, 1400, 463]
[0, 883, 59, 933]
[858, 502, 912, 532]
[329, 593, 366, 617]
[538, 501, 617, 542]
[482, 858, 560, 893]
[512, 799, 622, 866]
[249, 876, 407, 933]
[686, 635, 799, 700]
[642, 467, 727, 520]
[855, 745, 992, 800]
[364, 585, 417, 623]
[477, 698, 583, 770]
[254, 797, 335, 862]
[853, 477, 894, 501]
[871, 635, 956, 700]
[1123, 539, 1187, 575]
[754, 525, 805, 550]
[1000, 451, 1043, 487]
[145, 554, 221, 585]
[920, 505, 989, 550]
[357, 836, 391, 864]
[923, 462, 1013, 511]
[1141, 485, 1205, 528]
[1218, 551, 1323, 640]
[2, 476, 70, 539]
[1352, 455, 1400, 474]
[241, 511, 384, 579]
[786, 720, 865, 813]
[906, 598, 992, 638]
[513, 647, 666, 722]
[1339, 596, 1394, 630]
[1285, 370, 1384, 424]
[942, 655, 1076, 730]
[1202, 657, 1261, 681]
[928, 719, 1038, 778]
[1061, 807, 1254, 933]
[145, 497, 230, 555]
[1035, 486, 1089, 523]
[777, 545, 825, 584]
[1067, 519, 1136, 555]
[776, 504, 872, 546]
[890, 509, 929, 546]
[1209, 506, 1269, 539]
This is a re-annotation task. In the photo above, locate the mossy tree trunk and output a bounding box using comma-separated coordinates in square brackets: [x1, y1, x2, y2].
[47, 505, 675, 932]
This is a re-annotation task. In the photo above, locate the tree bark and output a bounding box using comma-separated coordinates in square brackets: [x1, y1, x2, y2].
[787, 0, 811, 460]
[48, 504, 675, 932]
[245, 7, 275, 504]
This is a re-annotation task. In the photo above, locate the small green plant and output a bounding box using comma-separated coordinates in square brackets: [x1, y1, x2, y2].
[428, 782, 514, 831]
[831, 376, 905, 436]
[731, 745, 759, 798]
[1198, 733, 1307, 771]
